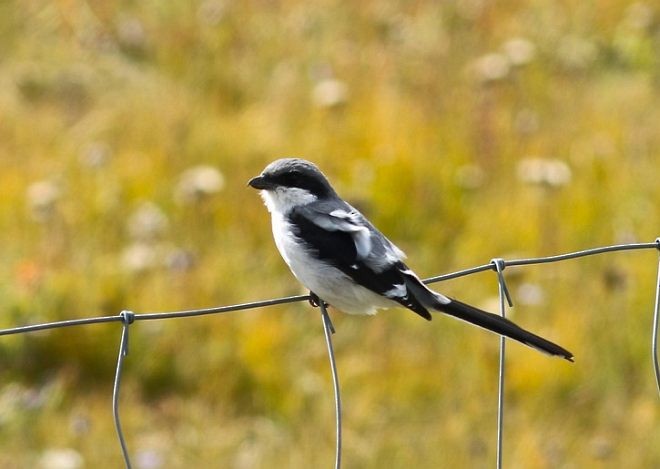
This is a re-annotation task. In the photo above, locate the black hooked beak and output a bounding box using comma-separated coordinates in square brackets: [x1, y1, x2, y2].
[247, 175, 274, 190]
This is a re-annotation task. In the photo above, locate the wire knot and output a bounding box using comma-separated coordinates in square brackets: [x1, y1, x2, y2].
[120, 310, 135, 325]
[490, 258, 514, 308]
[490, 258, 506, 273]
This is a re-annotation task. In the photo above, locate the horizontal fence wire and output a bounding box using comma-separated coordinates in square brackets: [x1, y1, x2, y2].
[1, 239, 659, 468]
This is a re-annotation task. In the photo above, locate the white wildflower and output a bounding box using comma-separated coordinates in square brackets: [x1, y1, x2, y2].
[517, 157, 572, 188]
[175, 165, 224, 204]
[127, 202, 168, 241]
[472, 53, 510, 83]
[502, 37, 536, 66]
[121, 242, 157, 273]
[39, 448, 83, 469]
[516, 283, 545, 306]
[79, 142, 111, 169]
[26, 180, 61, 222]
[312, 78, 348, 108]
[135, 448, 165, 469]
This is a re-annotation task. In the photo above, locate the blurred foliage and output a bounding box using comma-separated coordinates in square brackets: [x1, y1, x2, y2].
[0, 0, 659, 467]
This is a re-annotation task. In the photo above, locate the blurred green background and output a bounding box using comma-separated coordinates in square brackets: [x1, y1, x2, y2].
[1, 0, 659, 467]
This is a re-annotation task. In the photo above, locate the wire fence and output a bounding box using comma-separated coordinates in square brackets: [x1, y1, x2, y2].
[1, 239, 659, 468]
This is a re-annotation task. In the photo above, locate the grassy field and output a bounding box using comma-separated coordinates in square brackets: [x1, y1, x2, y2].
[1, 1, 659, 467]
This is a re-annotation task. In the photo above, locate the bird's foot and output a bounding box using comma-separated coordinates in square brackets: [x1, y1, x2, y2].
[309, 292, 336, 334]
[309, 291, 322, 308]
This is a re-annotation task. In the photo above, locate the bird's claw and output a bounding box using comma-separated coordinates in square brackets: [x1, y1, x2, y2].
[309, 291, 322, 308]
[309, 292, 336, 334]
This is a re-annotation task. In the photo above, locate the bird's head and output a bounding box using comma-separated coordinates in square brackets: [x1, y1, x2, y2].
[248, 158, 336, 213]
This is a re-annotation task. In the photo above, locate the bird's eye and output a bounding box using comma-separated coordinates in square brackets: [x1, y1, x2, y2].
[283, 172, 303, 187]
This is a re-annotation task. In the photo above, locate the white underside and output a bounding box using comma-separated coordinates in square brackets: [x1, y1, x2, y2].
[260, 189, 398, 315]
[271, 209, 397, 315]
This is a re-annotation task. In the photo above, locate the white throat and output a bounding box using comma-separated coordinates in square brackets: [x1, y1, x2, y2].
[260, 187, 318, 214]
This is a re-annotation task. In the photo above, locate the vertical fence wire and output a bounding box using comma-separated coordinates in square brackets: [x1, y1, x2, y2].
[319, 301, 342, 469]
[113, 311, 134, 469]
[491, 259, 512, 469]
[0, 240, 659, 467]
[652, 247, 660, 396]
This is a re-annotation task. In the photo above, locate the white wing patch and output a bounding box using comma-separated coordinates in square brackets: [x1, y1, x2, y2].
[313, 209, 373, 259]
[383, 283, 407, 299]
[328, 209, 354, 218]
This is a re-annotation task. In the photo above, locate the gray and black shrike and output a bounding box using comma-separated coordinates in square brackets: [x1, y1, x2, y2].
[249, 158, 573, 361]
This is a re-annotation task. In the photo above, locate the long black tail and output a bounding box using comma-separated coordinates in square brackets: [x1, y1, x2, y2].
[437, 297, 574, 362]
[401, 272, 574, 361]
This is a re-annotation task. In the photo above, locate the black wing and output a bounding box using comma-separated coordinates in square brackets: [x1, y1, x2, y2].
[288, 204, 432, 320]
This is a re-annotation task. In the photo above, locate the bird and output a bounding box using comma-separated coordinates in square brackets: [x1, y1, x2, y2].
[248, 158, 573, 362]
